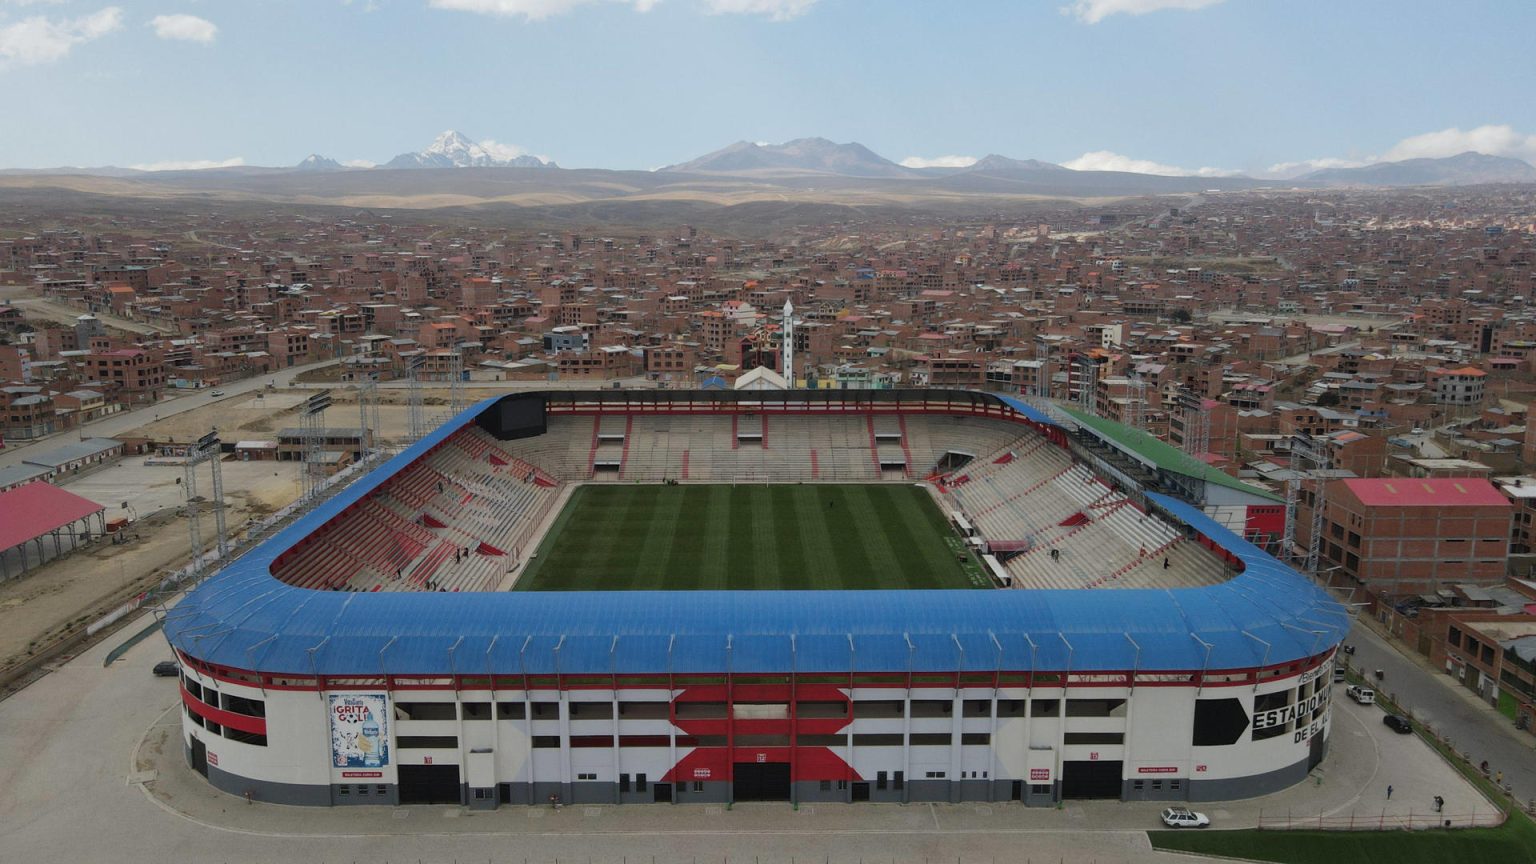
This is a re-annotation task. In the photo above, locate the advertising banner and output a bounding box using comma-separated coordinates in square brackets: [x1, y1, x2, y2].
[330, 693, 389, 769]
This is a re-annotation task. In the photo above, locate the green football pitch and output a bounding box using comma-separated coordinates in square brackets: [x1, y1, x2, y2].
[514, 483, 990, 591]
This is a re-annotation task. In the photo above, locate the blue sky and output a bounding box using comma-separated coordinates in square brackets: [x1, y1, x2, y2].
[1, 0, 1533, 175]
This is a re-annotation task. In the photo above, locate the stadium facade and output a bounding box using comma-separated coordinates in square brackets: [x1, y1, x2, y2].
[163, 389, 1348, 808]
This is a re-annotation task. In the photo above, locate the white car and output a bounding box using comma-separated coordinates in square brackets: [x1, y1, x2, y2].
[1161, 807, 1210, 828]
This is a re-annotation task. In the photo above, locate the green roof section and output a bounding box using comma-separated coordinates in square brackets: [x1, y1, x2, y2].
[1058, 404, 1284, 502]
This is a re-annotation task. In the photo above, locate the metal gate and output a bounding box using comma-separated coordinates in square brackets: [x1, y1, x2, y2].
[189, 736, 208, 778]
[398, 764, 461, 804]
[733, 762, 791, 801]
[1061, 760, 1123, 799]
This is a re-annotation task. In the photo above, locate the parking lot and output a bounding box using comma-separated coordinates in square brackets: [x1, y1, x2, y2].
[0, 613, 1498, 864]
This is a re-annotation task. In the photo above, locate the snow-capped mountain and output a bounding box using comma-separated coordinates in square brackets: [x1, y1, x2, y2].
[294, 154, 343, 171]
[384, 130, 550, 169]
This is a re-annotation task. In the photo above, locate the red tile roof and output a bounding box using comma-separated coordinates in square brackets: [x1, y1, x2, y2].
[1341, 477, 1510, 508]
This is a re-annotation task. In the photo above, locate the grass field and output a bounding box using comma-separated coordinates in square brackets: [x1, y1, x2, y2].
[1150, 820, 1536, 864]
[514, 483, 988, 591]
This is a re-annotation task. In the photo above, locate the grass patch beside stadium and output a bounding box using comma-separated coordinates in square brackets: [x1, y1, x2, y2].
[516, 483, 986, 591]
[1149, 820, 1536, 864]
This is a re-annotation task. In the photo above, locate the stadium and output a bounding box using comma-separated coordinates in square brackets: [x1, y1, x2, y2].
[162, 388, 1348, 809]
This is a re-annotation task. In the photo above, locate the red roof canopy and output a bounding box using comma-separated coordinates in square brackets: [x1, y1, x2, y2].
[1341, 477, 1510, 508]
[0, 482, 105, 550]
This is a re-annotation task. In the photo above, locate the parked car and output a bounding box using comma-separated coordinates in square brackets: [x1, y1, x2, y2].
[1346, 684, 1376, 705]
[209, 389, 225, 397]
[1383, 714, 1413, 734]
[152, 661, 179, 677]
[1333, 667, 1346, 683]
[1161, 807, 1210, 828]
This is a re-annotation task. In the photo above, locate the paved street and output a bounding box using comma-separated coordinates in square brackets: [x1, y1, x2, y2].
[0, 605, 1496, 864]
[0, 357, 339, 468]
[1346, 616, 1536, 805]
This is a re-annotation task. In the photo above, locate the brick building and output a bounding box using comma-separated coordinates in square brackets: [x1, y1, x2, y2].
[1312, 477, 1512, 595]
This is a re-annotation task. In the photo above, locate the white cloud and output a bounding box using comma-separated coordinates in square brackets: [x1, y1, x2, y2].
[427, 0, 655, 20]
[477, 139, 527, 161]
[1380, 124, 1536, 164]
[130, 157, 245, 171]
[1264, 157, 1367, 178]
[341, 159, 376, 168]
[899, 155, 978, 169]
[702, 0, 817, 20]
[1063, 150, 1237, 177]
[1064, 0, 1225, 24]
[1265, 124, 1536, 179]
[150, 13, 217, 43]
[429, 0, 814, 19]
[0, 7, 122, 68]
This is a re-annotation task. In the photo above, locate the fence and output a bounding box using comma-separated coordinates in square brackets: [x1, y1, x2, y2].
[1257, 808, 1504, 831]
[89, 446, 400, 634]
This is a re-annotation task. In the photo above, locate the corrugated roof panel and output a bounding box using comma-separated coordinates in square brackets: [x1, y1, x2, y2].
[164, 396, 1348, 679]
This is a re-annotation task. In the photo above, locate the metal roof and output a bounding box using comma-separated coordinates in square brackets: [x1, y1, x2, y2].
[21, 437, 121, 468]
[1053, 404, 1284, 502]
[0, 482, 104, 550]
[1341, 477, 1510, 508]
[164, 393, 1346, 678]
[0, 464, 51, 489]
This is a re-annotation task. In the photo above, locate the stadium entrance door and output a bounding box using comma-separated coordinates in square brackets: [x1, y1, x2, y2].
[189, 737, 208, 778]
[733, 762, 790, 801]
[398, 765, 462, 804]
[1061, 760, 1123, 799]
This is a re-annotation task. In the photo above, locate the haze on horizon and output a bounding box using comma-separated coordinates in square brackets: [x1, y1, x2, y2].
[1, 0, 1533, 177]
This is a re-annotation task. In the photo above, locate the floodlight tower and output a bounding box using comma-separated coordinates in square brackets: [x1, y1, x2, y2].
[407, 355, 426, 441]
[1179, 388, 1210, 456]
[1281, 433, 1329, 573]
[183, 429, 228, 576]
[1034, 337, 1050, 398]
[448, 349, 464, 418]
[301, 391, 332, 501]
[1127, 372, 1147, 431]
[357, 375, 380, 460]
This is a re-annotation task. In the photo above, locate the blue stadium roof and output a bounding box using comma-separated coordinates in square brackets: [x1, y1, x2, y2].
[163, 393, 1348, 679]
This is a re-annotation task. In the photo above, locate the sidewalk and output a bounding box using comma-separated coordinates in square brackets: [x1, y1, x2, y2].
[135, 686, 1490, 840]
[1348, 612, 1536, 804]
[1353, 612, 1533, 750]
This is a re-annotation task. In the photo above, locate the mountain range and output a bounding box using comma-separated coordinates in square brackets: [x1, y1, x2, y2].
[379, 130, 552, 170]
[1297, 151, 1536, 186]
[2, 132, 1532, 192]
[661, 138, 915, 178]
[0, 136, 1533, 229]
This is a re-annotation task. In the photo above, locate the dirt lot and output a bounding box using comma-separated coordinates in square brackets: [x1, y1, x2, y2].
[120, 387, 450, 446]
[0, 384, 423, 679]
[0, 384, 459, 681]
[0, 459, 303, 674]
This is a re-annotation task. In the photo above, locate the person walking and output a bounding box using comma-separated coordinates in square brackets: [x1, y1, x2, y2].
[1386, 784, 1393, 800]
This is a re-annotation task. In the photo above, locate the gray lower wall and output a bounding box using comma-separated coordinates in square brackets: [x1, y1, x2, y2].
[190, 743, 336, 807]
[184, 743, 1319, 809]
[1187, 750, 1313, 802]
